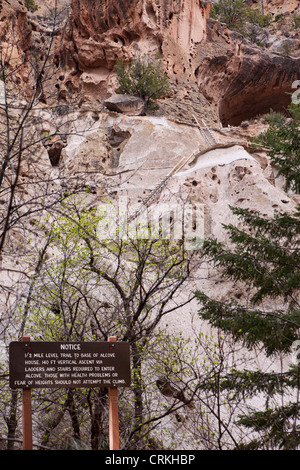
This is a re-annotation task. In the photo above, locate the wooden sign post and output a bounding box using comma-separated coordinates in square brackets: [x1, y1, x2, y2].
[22, 335, 33, 450]
[108, 336, 120, 450]
[9, 336, 130, 450]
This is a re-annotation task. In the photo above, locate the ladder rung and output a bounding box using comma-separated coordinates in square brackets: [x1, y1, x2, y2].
[127, 119, 218, 223]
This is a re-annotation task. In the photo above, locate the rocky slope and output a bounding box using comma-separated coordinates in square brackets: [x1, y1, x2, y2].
[51, 0, 299, 211]
[0, 0, 299, 450]
[55, 0, 299, 127]
[5, 0, 298, 127]
[197, 37, 299, 126]
[1, 0, 299, 330]
[66, 4, 299, 376]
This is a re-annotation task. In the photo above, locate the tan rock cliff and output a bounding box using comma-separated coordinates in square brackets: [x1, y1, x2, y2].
[57, 0, 300, 129]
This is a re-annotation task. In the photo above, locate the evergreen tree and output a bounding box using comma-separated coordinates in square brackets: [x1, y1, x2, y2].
[211, 0, 272, 33]
[195, 105, 300, 449]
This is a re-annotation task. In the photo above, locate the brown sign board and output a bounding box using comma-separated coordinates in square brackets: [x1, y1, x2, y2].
[9, 341, 131, 389]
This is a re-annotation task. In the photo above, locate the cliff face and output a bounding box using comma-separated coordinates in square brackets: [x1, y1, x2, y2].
[0, 0, 32, 57]
[60, 0, 211, 103]
[192, 1, 300, 126]
[2, 0, 299, 125]
[59, 0, 300, 128]
[1, 0, 300, 450]
[197, 36, 300, 126]
[65, 0, 210, 68]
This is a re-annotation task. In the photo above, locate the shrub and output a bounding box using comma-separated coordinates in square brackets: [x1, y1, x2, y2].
[25, 0, 38, 12]
[245, 9, 272, 28]
[211, 0, 247, 31]
[293, 15, 300, 29]
[274, 14, 284, 23]
[261, 109, 286, 126]
[114, 55, 170, 110]
[211, 0, 272, 32]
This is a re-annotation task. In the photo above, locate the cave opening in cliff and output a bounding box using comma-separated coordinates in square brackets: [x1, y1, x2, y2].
[219, 87, 293, 127]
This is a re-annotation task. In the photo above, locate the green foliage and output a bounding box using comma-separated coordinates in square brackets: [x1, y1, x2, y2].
[282, 41, 292, 56]
[198, 203, 300, 305]
[255, 104, 300, 193]
[25, 0, 38, 12]
[114, 55, 170, 110]
[289, 102, 300, 122]
[197, 291, 300, 357]
[260, 109, 286, 126]
[246, 9, 272, 28]
[274, 14, 284, 23]
[197, 366, 300, 399]
[195, 104, 300, 449]
[294, 15, 300, 29]
[211, 0, 272, 32]
[26, 196, 198, 449]
[211, 0, 247, 30]
[236, 403, 300, 450]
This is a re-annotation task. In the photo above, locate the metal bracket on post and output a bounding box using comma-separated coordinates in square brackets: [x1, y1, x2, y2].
[108, 336, 120, 450]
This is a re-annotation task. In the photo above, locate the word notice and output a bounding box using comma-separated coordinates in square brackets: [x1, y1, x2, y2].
[9, 341, 131, 389]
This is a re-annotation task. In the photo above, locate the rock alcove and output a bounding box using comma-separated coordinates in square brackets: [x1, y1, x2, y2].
[218, 82, 294, 127]
[196, 45, 300, 127]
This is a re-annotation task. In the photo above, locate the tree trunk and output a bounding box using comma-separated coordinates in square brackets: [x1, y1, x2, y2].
[67, 388, 81, 443]
[6, 390, 18, 450]
[90, 388, 108, 450]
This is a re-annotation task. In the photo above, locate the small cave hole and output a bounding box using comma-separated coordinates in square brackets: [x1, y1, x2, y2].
[107, 127, 131, 148]
[113, 35, 125, 46]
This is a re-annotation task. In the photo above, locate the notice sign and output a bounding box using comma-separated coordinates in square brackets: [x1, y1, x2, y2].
[9, 341, 131, 389]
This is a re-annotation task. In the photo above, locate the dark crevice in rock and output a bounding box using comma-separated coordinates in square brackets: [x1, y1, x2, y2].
[219, 85, 293, 127]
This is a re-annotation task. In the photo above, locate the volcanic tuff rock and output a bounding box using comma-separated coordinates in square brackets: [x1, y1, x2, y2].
[1, 0, 297, 243]
[0, 1, 299, 447]
[0, 0, 32, 75]
[2, 0, 299, 246]
[62, 0, 210, 70]
[61, 112, 297, 243]
[52, 0, 299, 326]
[196, 34, 300, 126]
[59, 0, 212, 118]
[103, 94, 147, 115]
[0, 0, 30, 44]
[58, 0, 300, 130]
